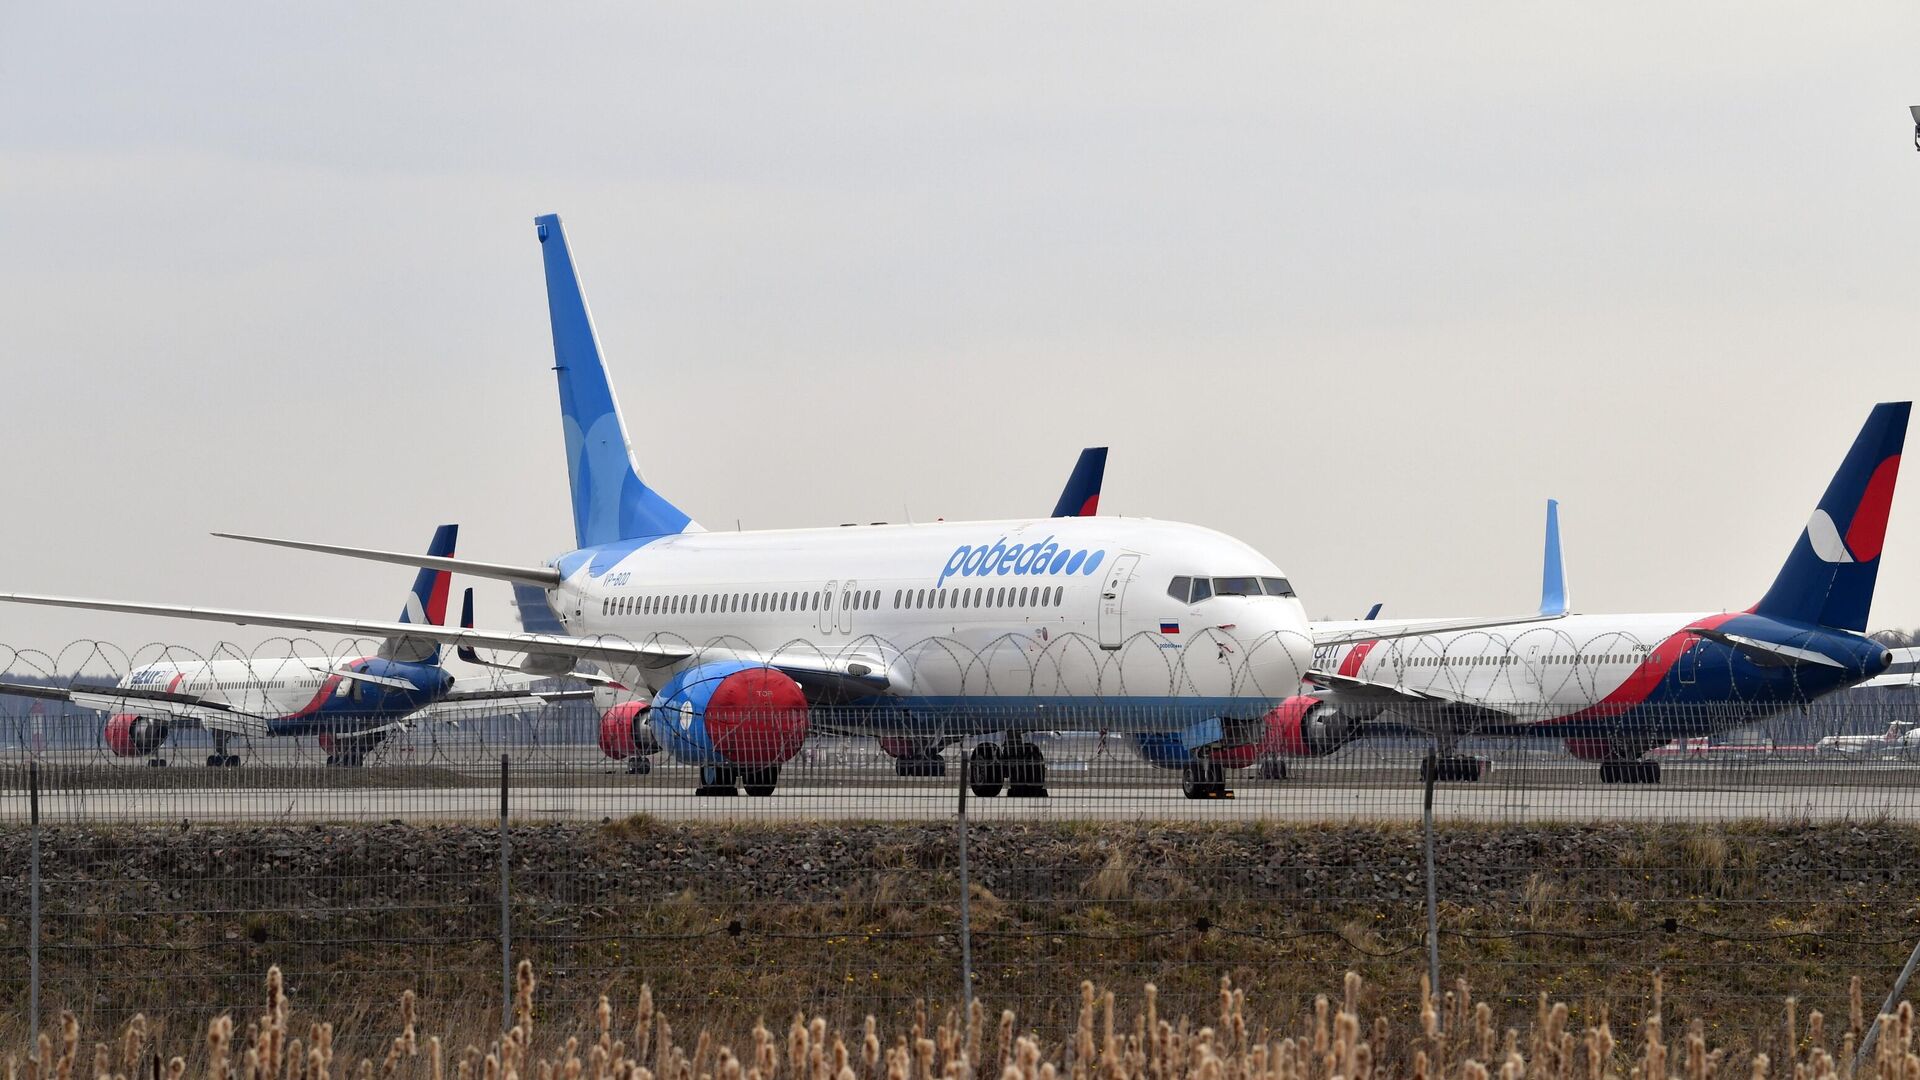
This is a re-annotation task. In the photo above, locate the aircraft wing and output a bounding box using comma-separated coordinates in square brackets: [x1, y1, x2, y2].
[0, 593, 696, 670]
[1310, 612, 1566, 648]
[0, 593, 891, 707]
[0, 679, 271, 737]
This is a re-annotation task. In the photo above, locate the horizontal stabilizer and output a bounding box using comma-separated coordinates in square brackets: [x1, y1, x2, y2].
[1310, 611, 1565, 649]
[1690, 626, 1846, 668]
[309, 665, 420, 691]
[213, 532, 562, 587]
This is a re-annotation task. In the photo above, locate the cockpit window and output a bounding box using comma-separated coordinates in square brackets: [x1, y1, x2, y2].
[1176, 576, 1296, 601]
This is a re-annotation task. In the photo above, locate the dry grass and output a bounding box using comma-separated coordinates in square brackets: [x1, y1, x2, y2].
[11, 963, 1920, 1080]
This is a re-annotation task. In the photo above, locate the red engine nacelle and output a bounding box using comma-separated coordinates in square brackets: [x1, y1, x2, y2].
[702, 667, 809, 767]
[1258, 696, 1358, 758]
[598, 701, 660, 760]
[104, 714, 167, 758]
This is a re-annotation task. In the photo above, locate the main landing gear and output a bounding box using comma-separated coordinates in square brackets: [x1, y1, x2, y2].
[893, 752, 948, 778]
[624, 755, 653, 775]
[1256, 757, 1288, 781]
[966, 740, 1048, 798]
[1182, 760, 1231, 799]
[205, 733, 240, 768]
[1419, 756, 1489, 783]
[695, 765, 781, 796]
[1599, 760, 1661, 784]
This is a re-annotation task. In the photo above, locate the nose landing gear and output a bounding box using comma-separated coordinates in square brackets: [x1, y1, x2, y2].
[1599, 760, 1661, 784]
[1181, 760, 1232, 799]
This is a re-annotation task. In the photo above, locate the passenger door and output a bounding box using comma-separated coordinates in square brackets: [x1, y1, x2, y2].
[838, 579, 858, 635]
[1097, 555, 1140, 649]
[819, 580, 838, 637]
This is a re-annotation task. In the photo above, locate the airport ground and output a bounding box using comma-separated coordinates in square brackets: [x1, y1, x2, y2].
[7, 738, 1920, 824]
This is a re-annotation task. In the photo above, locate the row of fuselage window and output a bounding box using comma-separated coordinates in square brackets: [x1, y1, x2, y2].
[1390, 650, 1651, 669]
[600, 584, 1068, 619]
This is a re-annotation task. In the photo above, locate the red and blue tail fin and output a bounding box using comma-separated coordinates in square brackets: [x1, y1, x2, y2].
[396, 524, 457, 630]
[1051, 447, 1108, 517]
[1753, 402, 1909, 632]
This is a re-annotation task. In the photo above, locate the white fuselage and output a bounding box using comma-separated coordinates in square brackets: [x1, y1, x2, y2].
[544, 516, 1313, 724]
[121, 657, 346, 719]
[1312, 613, 1719, 713]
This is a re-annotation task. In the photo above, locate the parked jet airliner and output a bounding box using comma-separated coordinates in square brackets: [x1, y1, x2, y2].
[1283, 402, 1912, 784]
[0, 215, 1550, 797]
[0, 526, 561, 766]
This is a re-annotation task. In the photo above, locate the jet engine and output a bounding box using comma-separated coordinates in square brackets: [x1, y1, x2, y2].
[648, 662, 809, 769]
[598, 701, 661, 761]
[104, 714, 167, 758]
[1258, 696, 1360, 758]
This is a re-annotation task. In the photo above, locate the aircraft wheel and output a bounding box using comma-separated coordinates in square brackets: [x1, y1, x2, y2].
[624, 756, 653, 775]
[1005, 743, 1048, 797]
[696, 765, 739, 796]
[967, 745, 1007, 798]
[147, 759, 168, 768]
[1181, 762, 1228, 799]
[741, 767, 779, 797]
[894, 756, 947, 778]
[1257, 757, 1289, 781]
[1424, 756, 1484, 783]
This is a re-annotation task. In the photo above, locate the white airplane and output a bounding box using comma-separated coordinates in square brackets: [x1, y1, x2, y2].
[1292, 402, 1915, 784]
[1814, 720, 1919, 756]
[565, 445, 1118, 777]
[0, 214, 1548, 798]
[0, 526, 562, 766]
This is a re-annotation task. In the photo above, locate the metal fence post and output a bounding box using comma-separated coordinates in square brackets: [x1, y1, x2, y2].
[499, 754, 512, 1033]
[956, 749, 974, 1013]
[1855, 935, 1920, 1071]
[29, 759, 41, 1037]
[1421, 751, 1441, 1002]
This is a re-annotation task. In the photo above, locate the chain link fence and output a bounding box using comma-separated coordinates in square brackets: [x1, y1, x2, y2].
[1, 635, 1917, 1058]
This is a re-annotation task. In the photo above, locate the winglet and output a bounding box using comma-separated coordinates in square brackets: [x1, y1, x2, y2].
[1539, 499, 1569, 616]
[457, 588, 482, 665]
[1051, 447, 1109, 517]
[1361, 603, 1383, 621]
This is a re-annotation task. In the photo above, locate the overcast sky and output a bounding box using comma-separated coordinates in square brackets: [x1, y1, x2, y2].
[2, 4, 1917, 669]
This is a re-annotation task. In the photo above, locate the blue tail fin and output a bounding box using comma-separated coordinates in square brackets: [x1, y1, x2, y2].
[534, 214, 698, 548]
[394, 524, 457, 661]
[1539, 499, 1569, 616]
[1753, 401, 1909, 632]
[1052, 447, 1108, 517]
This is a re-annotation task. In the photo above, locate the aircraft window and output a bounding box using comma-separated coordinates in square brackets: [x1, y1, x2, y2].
[893, 590, 901, 609]
[1260, 577, 1295, 598]
[1168, 576, 1192, 602]
[998, 587, 1009, 606]
[1020, 587, 1031, 606]
[1191, 578, 1212, 602]
[1213, 577, 1261, 596]
[602, 599, 609, 616]
[1054, 587, 1063, 606]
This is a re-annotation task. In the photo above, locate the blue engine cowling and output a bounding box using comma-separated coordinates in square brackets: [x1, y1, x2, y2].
[648, 661, 810, 767]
